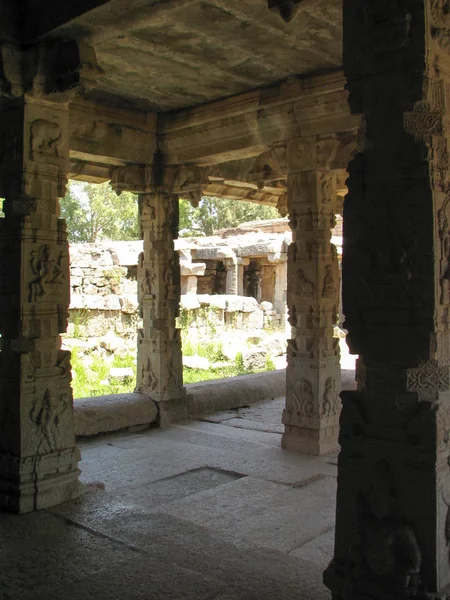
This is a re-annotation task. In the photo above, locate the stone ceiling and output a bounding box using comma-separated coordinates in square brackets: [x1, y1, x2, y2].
[33, 0, 342, 112]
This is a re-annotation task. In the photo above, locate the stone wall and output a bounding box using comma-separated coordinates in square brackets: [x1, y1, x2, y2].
[65, 241, 284, 354]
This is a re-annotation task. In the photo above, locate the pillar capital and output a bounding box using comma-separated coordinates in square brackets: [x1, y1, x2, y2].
[248, 133, 357, 190]
[110, 159, 209, 206]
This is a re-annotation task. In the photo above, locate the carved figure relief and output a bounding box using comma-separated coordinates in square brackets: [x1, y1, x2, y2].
[294, 269, 315, 297]
[141, 357, 158, 392]
[57, 351, 71, 378]
[291, 378, 315, 416]
[166, 359, 183, 391]
[340, 460, 426, 599]
[322, 378, 339, 417]
[430, 0, 450, 51]
[322, 264, 336, 298]
[141, 269, 156, 297]
[309, 339, 326, 361]
[29, 245, 65, 303]
[22, 354, 35, 383]
[30, 119, 63, 159]
[30, 388, 67, 453]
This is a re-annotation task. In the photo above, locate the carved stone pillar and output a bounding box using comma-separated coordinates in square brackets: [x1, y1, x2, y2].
[0, 38, 101, 513]
[324, 1, 450, 597]
[0, 98, 81, 512]
[281, 163, 341, 455]
[111, 162, 207, 425]
[136, 192, 185, 422]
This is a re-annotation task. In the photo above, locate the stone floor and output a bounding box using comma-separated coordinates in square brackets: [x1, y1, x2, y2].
[0, 395, 345, 600]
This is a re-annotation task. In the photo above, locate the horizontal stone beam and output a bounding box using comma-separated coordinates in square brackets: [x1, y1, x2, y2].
[68, 70, 360, 168]
[159, 70, 360, 165]
[69, 99, 157, 166]
[68, 159, 286, 208]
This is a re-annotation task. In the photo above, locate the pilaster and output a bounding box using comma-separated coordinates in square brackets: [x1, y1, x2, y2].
[325, 1, 450, 597]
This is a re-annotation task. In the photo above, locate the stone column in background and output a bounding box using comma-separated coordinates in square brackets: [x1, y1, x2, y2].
[0, 98, 82, 512]
[136, 192, 185, 423]
[324, 1, 450, 597]
[237, 258, 249, 296]
[282, 162, 341, 455]
[225, 258, 239, 295]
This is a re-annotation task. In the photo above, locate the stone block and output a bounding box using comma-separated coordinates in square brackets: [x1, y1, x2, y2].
[261, 301, 274, 311]
[180, 295, 201, 310]
[109, 367, 134, 379]
[100, 332, 123, 353]
[104, 295, 122, 310]
[71, 276, 83, 287]
[74, 393, 158, 437]
[69, 294, 85, 310]
[120, 294, 138, 313]
[70, 267, 84, 277]
[84, 296, 106, 310]
[242, 308, 264, 329]
[225, 296, 244, 312]
[183, 355, 210, 370]
[242, 347, 267, 371]
[242, 297, 259, 312]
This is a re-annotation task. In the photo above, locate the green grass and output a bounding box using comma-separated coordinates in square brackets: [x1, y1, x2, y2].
[70, 338, 276, 398]
[71, 347, 136, 399]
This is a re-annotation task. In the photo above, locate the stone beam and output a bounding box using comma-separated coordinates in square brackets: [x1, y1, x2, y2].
[67, 71, 359, 167]
[69, 100, 157, 166]
[159, 70, 360, 165]
[68, 158, 287, 209]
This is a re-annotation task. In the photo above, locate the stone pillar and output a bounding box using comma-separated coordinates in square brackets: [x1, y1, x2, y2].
[0, 97, 82, 512]
[225, 258, 239, 295]
[237, 258, 249, 296]
[324, 1, 450, 597]
[273, 260, 287, 327]
[136, 192, 185, 424]
[281, 167, 340, 455]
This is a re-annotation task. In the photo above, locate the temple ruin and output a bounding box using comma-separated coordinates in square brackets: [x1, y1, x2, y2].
[1, 0, 450, 597]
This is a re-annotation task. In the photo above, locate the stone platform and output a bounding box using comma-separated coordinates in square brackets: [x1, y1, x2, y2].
[1, 397, 340, 600]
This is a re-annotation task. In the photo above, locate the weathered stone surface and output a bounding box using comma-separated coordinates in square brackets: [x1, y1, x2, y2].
[0, 96, 82, 512]
[282, 164, 341, 456]
[135, 191, 185, 411]
[183, 355, 211, 370]
[242, 348, 267, 372]
[187, 370, 286, 416]
[325, 2, 450, 598]
[74, 393, 158, 437]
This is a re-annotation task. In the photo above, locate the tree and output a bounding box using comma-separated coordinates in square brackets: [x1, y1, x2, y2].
[60, 181, 139, 243]
[179, 196, 280, 237]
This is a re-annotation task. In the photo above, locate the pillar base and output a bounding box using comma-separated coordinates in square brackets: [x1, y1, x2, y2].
[155, 393, 188, 427]
[0, 447, 82, 514]
[281, 419, 339, 456]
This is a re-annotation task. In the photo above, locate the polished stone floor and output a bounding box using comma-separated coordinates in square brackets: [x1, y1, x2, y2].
[1, 396, 342, 600]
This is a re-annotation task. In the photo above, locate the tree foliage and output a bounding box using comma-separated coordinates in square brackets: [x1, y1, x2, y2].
[60, 183, 281, 243]
[60, 181, 139, 243]
[179, 196, 280, 237]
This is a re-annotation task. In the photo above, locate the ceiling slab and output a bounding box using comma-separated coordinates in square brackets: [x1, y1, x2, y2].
[39, 0, 342, 112]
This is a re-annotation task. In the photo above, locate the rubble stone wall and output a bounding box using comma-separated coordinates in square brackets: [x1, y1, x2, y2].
[66, 243, 282, 347]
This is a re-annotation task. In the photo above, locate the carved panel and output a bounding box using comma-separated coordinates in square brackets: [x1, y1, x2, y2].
[291, 378, 315, 416]
[407, 361, 450, 391]
[30, 120, 63, 159]
[28, 245, 65, 303]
